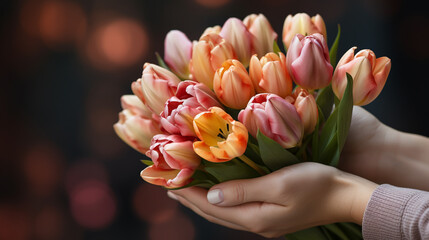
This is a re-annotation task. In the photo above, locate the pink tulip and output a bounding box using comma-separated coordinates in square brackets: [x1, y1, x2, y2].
[291, 87, 318, 135]
[191, 33, 236, 89]
[286, 33, 333, 90]
[164, 30, 193, 79]
[161, 80, 221, 137]
[141, 134, 201, 188]
[238, 93, 303, 148]
[282, 13, 327, 50]
[249, 52, 293, 98]
[243, 13, 277, 57]
[332, 47, 391, 106]
[213, 59, 255, 109]
[139, 63, 181, 114]
[114, 109, 163, 155]
[220, 18, 253, 67]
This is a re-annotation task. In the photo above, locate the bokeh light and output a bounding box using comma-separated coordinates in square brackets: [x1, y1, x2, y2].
[86, 18, 148, 70]
[65, 160, 109, 195]
[20, 0, 87, 48]
[0, 204, 30, 240]
[34, 205, 65, 240]
[69, 179, 117, 229]
[194, 0, 231, 8]
[148, 213, 195, 240]
[132, 183, 179, 224]
[22, 141, 64, 198]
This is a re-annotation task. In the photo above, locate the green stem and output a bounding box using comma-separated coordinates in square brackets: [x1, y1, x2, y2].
[238, 155, 267, 175]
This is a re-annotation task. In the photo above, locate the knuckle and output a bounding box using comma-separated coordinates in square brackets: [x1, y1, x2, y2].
[233, 182, 247, 203]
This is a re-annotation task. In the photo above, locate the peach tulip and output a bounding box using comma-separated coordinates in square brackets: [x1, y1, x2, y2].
[249, 52, 293, 98]
[332, 47, 391, 106]
[114, 109, 163, 155]
[282, 13, 327, 50]
[213, 59, 255, 109]
[139, 63, 181, 114]
[191, 33, 236, 89]
[290, 87, 318, 135]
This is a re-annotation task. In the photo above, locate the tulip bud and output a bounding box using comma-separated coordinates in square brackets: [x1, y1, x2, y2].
[140, 63, 181, 114]
[332, 47, 391, 106]
[243, 13, 277, 57]
[238, 93, 303, 148]
[114, 109, 163, 155]
[161, 80, 221, 137]
[282, 13, 327, 50]
[220, 18, 253, 67]
[213, 59, 255, 109]
[141, 134, 201, 188]
[249, 52, 293, 98]
[191, 33, 236, 89]
[292, 87, 318, 135]
[286, 33, 333, 90]
[164, 30, 193, 79]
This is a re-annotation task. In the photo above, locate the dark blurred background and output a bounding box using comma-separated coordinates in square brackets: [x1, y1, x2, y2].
[0, 0, 428, 239]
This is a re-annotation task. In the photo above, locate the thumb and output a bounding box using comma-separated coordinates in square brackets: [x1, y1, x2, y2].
[206, 174, 275, 207]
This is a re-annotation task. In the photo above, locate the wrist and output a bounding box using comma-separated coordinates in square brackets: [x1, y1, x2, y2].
[332, 170, 378, 225]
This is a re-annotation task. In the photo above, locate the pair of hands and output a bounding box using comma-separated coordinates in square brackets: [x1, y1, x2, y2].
[168, 106, 429, 237]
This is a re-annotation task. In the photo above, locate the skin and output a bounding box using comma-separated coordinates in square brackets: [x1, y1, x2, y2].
[168, 106, 429, 238]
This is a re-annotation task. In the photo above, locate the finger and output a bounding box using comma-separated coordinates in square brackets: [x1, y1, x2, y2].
[168, 191, 247, 231]
[206, 172, 282, 207]
[171, 187, 263, 227]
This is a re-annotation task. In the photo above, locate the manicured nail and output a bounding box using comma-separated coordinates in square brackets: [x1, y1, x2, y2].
[207, 189, 224, 204]
[167, 191, 178, 201]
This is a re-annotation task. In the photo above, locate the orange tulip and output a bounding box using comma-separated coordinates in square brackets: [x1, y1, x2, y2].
[249, 52, 293, 98]
[193, 107, 248, 162]
[213, 59, 255, 109]
[291, 87, 318, 135]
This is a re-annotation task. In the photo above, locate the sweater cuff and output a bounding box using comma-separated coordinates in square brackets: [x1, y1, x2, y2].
[362, 184, 419, 240]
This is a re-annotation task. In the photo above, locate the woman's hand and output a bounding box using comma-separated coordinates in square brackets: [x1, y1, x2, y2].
[169, 162, 377, 238]
[339, 106, 429, 191]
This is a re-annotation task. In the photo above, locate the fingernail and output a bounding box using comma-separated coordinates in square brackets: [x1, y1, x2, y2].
[207, 189, 223, 204]
[167, 191, 178, 201]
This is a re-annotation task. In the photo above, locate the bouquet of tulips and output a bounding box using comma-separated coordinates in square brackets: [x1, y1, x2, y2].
[114, 13, 391, 239]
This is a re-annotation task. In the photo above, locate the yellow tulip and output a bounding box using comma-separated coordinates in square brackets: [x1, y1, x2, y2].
[192, 107, 248, 162]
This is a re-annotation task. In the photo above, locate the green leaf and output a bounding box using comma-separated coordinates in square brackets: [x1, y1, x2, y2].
[323, 223, 350, 240]
[329, 24, 341, 69]
[317, 105, 338, 165]
[273, 40, 282, 54]
[257, 130, 300, 171]
[155, 52, 172, 71]
[336, 223, 362, 240]
[202, 159, 260, 182]
[244, 142, 264, 165]
[285, 226, 331, 240]
[140, 159, 154, 166]
[336, 73, 354, 158]
[316, 84, 335, 123]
